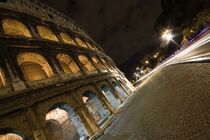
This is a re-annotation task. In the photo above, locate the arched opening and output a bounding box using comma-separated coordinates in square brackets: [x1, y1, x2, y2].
[92, 57, 106, 71]
[46, 103, 88, 140]
[75, 37, 88, 48]
[36, 26, 58, 41]
[57, 54, 81, 75]
[0, 67, 6, 88]
[112, 81, 127, 100]
[101, 85, 120, 109]
[0, 128, 26, 140]
[17, 52, 53, 81]
[60, 32, 76, 45]
[83, 91, 109, 125]
[2, 18, 31, 37]
[78, 55, 96, 73]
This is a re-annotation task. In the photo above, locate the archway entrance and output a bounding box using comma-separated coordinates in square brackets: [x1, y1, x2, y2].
[46, 103, 88, 140]
[83, 91, 110, 126]
[17, 52, 54, 81]
[0, 128, 26, 140]
[112, 82, 127, 100]
[101, 85, 120, 109]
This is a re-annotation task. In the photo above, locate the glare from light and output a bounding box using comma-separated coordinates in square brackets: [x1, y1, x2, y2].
[161, 30, 173, 41]
[145, 60, 149, 64]
[154, 54, 157, 58]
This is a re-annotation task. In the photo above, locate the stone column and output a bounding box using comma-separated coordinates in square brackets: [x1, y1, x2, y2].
[5, 49, 26, 91]
[0, 50, 11, 87]
[99, 57, 111, 73]
[93, 84, 116, 114]
[27, 24, 39, 38]
[122, 77, 135, 91]
[115, 79, 130, 96]
[72, 93, 100, 134]
[71, 53, 87, 75]
[106, 80, 125, 102]
[23, 108, 47, 140]
[47, 55, 64, 76]
[54, 29, 65, 43]
[119, 80, 131, 95]
[75, 104, 99, 135]
[87, 55, 101, 73]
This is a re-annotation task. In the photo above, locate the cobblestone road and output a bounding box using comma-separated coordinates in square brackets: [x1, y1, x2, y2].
[99, 63, 210, 140]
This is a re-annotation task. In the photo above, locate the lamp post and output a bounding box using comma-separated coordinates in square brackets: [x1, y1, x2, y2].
[161, 29, 173, 41]
[161, 29, 179, 47]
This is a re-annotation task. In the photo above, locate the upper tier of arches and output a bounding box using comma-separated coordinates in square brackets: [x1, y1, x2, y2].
[1, 18, 100, 52]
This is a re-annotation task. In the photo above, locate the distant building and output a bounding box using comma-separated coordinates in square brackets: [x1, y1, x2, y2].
[0, 0, 134, 139]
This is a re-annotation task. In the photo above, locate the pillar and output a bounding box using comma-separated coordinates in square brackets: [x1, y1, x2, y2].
[0, 50, 12, 88]
[106, 79, 125, 102]
[46, 54, 64, 78]
[23, 108, 46, 140]
[5, 49, 26, 91]
[87, 55, 101, 73]
[72, 93, 100, 134]
[71, 53, 87, 75]
[93, 84, 116, 114]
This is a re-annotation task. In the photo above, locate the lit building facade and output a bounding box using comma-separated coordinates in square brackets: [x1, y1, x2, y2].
[0, 0, 134, 139]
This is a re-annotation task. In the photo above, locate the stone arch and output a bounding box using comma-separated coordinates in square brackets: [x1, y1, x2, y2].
[17, 52, 54, 81]
[75, 37, 88, 48]
[0, 128, 27, 140]
[60, 32, 76, 45]
[83, 91, 109, 126]
[2, 18, 31, 37]
[56, 54, 81, 75]
[101, 85, 120, 109]
[0, 67, 6, 88]
[92, 56, 106, 71]
[45, 103, 88, 140]
[78, 55, 96, 72]
[112, 81, 127, 99]
[36, 25, 58, 41]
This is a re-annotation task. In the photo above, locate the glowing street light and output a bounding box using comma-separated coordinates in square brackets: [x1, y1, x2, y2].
[145, 60, 149, 64]
[161, 29, 173, 41]
[154, 54, 158, 58]
[161, 29, 180, 48]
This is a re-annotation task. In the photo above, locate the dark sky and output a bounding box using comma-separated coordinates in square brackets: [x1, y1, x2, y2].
[42, 0, 162, 73]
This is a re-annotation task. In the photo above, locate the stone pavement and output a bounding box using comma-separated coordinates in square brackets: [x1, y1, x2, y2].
[99, 63, 210, 140]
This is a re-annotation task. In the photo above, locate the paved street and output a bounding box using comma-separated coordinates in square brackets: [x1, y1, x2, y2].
[99, 62, 210, 140]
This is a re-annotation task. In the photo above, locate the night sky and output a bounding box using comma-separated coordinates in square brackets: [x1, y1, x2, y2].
[42, 0, 162, 75]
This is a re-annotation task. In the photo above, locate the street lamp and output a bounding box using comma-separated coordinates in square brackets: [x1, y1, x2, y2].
[161, 29, 173, 41]
[154, 54, 158, 58]
[161, 29, 179, 47]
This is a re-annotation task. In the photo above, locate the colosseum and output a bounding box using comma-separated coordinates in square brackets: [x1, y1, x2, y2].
[0, 0, 134, 139]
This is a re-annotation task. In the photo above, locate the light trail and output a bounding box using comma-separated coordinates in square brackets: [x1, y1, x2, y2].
[136, 27, 210, 83]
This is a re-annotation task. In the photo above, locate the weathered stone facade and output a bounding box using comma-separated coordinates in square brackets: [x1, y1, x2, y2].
[0, 0, 134, 139]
